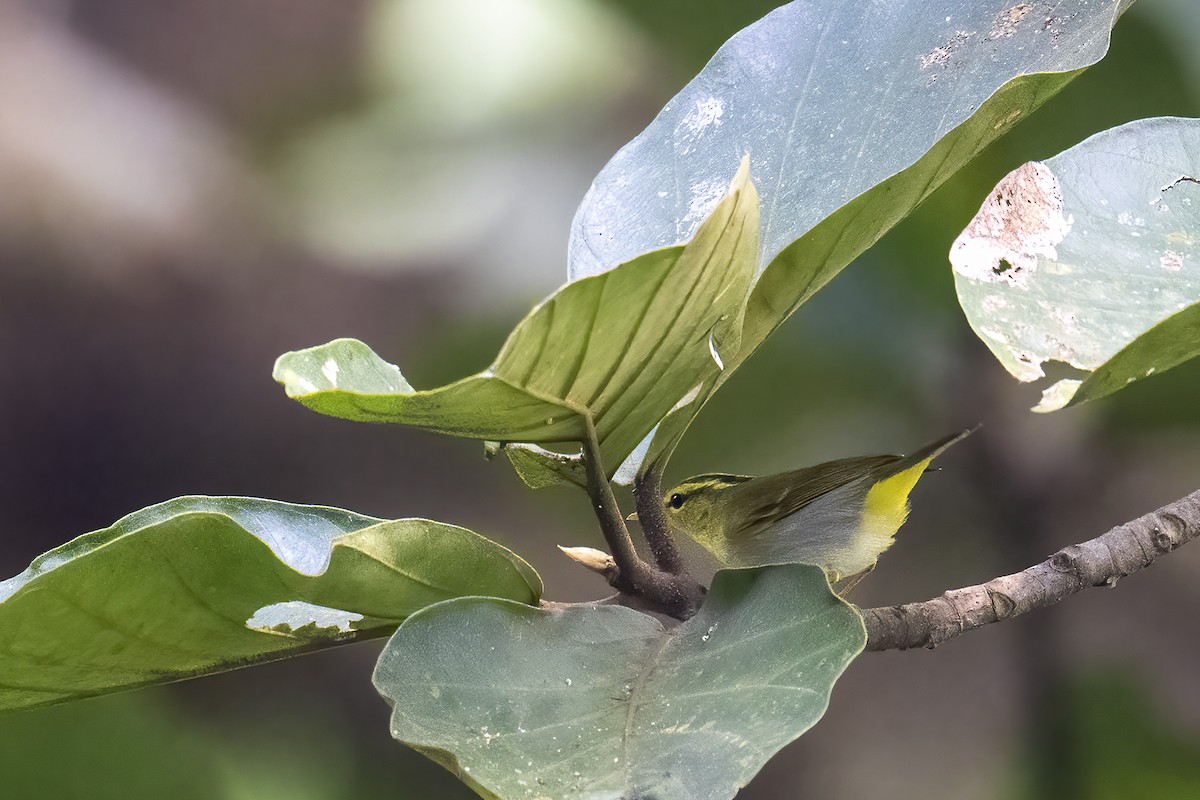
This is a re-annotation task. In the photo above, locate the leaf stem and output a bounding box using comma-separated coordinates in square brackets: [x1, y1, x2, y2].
[633, 462, 685, 574]
[580, 418, 704, 619]
[580, 417, 647, 580]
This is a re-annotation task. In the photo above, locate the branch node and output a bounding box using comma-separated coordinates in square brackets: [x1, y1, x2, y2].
[578, 418, 705, 620]
[1049, 548, 1084, 580]
[1152, 527, 1172, 552]
[988, 589, 1017, 619]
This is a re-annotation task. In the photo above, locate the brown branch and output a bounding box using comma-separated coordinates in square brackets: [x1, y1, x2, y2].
[579, 419, 704, 619]
[579, 417, 645, 578]
[862, 489, 1200, 651]
[633, 462, 686, 574]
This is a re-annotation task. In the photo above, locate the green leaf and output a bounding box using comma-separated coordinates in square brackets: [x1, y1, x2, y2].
[572, 0, 1131, 280]
[502, 443, 587, 490]
[374, 564, 865, 800]
[275, 160, 759, 477]
[569, 0, 1133, 477]
[951, 116, 1200, 411]
[0, 497, 540, 714]
[1048, 303, 1200, 411]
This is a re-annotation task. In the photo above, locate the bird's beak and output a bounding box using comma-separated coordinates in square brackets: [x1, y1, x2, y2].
[625, 511, 639, 522]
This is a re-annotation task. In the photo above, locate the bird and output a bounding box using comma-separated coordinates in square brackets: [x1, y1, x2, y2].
[654, 428, 975, 584]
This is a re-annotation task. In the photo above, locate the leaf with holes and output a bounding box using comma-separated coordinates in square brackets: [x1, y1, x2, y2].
[0, 497, 539, 713]
[374, 564, 865, 800]
[568, 0, 1134, 478]
[951, 117, 1200, 411]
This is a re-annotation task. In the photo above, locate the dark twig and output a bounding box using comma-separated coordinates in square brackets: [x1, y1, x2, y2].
[579, 418, 646, 579]
[862, 489, 1200, 651]
[633, 462, 686, 574]
[579, 419, 704, 619]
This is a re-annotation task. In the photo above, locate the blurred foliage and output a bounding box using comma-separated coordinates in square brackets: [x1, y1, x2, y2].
[0, 694, 224, 800]
[366, 0, 640, 129]
[1013, 672, 1200, 800]
[272, 0, 649, 296]
[0, 687, 477, 800]
[598, 0, 786, 72]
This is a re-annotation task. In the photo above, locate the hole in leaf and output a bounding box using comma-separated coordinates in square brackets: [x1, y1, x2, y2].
[246, 601, 363, 636]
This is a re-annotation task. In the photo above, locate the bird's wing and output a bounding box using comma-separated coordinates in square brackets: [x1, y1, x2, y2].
[729, 455, 900, 540]
[727, 428, 977, 541]
[890, 428, 976, 471]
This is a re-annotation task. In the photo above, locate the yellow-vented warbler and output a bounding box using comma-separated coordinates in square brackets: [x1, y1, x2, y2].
[654, 429, 974, 581]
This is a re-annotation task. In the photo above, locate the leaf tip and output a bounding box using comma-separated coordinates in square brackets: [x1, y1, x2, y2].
[1032, 378, 1082, 413]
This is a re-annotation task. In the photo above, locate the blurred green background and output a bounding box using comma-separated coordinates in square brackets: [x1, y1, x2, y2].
[1, 1, 1199, 798]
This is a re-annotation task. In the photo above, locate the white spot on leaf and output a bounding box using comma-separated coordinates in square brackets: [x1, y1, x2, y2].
[708, 333, 725, 370]
[681, 96, 724, 135]
[988, 4, 1032, 39]
[1160, 250, 1184, 272]
[681, 179, 727, 228]
[671, 383, 704, 413]
[951, 161, 1073, 290]
[919, 30, 975, 70]
[979, 327, 1010, 345]
[246, 601, 362, 635]
[321, 357, 340, 386]
[1117, 211, 1146, 228]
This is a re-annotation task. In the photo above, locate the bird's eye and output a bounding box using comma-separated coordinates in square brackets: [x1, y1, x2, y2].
[669, 493, 685, 509]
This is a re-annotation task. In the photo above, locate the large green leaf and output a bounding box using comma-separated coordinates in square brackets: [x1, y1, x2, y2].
[568, 0, 1133, 477]
[275, 161, 758, 478]
[951, 116, 1200, 411]
[374, 564, 865, 800]
[0, 497, 539, 713]
[571, 0, 1131, 283]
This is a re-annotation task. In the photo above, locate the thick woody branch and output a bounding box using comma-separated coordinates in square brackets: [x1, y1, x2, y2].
[862, 489, 1200, 651]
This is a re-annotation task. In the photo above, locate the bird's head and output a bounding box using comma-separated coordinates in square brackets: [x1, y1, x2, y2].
[658, 474, 753, 559]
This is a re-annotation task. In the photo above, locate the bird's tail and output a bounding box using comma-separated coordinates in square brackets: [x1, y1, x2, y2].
[902, 425, 979, 470]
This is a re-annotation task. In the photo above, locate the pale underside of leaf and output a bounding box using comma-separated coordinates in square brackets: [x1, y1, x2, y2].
[570, 0, 1131, 283]
[951, 117, 1200, 411]
[502, 443, 587, 490]
[374, 564, 866, 800]
[565, 0, 1132, 480]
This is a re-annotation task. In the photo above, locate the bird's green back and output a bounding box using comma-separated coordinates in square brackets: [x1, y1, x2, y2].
[660, 429, 974, 577]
